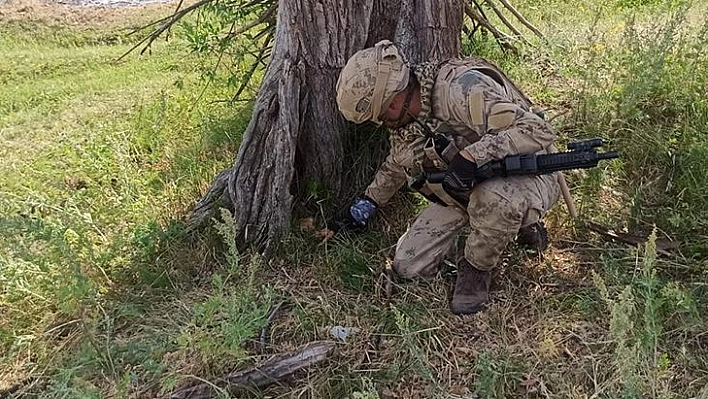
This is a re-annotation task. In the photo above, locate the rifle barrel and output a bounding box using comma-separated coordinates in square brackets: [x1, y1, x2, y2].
[598, 151, 620, 160]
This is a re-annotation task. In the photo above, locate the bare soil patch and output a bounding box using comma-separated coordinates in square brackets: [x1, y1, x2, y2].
[0, 0, 179, 29]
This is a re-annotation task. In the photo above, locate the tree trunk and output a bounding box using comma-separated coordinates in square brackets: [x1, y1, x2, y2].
[396, 0, 463, 63]
[225, 0, 375, 253]
[188, 0, 464, 256]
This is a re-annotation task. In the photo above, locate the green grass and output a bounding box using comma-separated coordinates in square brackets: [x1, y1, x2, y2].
[0, 6, 260, 396]
[1, 0, 707, 398]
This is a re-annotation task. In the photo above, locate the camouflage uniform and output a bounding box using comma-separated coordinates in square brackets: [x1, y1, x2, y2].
[363, 59, 560, 278]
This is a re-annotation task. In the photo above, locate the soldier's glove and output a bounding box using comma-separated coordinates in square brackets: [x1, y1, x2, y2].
[443, 153, 478, 194]
[327, 195, 379, 233]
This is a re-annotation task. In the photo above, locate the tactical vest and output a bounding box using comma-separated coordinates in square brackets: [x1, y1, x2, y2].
[406, 58, 537, 208]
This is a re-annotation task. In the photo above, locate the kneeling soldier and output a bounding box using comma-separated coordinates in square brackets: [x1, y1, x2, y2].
[334, 41, 560, 315]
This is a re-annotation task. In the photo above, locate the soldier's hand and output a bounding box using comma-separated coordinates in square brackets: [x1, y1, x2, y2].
[443, 153, 478, 193]
[325, 195, 379, 235]
[348, 195, 378, 227]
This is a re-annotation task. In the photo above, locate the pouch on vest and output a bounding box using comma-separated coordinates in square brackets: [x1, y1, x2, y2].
[423, 134, 461, 167]
[426, 182, 468, 209]
[409, 173, 467, 209]
[424, 138, 447, 169]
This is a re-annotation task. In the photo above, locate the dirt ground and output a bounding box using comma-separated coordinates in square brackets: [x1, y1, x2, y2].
[0, 0, 180, 29]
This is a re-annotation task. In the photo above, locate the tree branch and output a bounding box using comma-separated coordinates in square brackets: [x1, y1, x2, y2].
[232, 29, 275, 102]
[222, 2, 277, 41]
[464, 2, 517, 53]
[482, 0, 530, 44]
[496, 0, 544, 39]
[118, 0, 276, 62]
[117, 0, 216, 61]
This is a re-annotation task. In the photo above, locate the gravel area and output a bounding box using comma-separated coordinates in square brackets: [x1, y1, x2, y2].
[56, 0, 171, 6]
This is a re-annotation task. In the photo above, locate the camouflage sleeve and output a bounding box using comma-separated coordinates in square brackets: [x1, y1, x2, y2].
[364, 152, 408, 206]
[458, 84, 556, 166]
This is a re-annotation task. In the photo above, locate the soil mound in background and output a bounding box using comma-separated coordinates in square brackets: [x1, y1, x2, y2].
[0, 0, 178, 28]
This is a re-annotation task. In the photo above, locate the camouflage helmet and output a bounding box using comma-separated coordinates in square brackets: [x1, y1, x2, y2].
[336, 40, 410, 125]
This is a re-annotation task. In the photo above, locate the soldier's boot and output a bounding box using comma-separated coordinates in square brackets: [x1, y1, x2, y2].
[450, 258, 491, 315]
[516, 221, 549, 253]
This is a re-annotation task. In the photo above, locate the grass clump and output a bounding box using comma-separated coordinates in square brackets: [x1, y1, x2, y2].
[575, 10, 708, 237]
[593, 230, 703, 398]
[473, 350, 527, 399]
[173, 209, 276, 378]
[542, 3, 708, 256]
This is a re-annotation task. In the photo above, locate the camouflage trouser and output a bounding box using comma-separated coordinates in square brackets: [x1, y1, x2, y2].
[393, 173, 560, 278]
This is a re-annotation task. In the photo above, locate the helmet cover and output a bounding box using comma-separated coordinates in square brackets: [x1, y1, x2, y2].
[336, 40, 410, 124]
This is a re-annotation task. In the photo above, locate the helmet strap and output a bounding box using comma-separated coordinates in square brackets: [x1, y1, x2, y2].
[386, 75, 417, 127]
[399, 82, 415, 120]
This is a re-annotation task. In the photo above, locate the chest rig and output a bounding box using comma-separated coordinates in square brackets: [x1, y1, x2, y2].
[391, 58, 537, 208]
[390, 62, 469, 207]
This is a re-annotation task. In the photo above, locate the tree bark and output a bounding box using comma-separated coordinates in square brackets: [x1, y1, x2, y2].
[396, 0, 463, 63]
[225, 0, 375, 254]
[188, 0, 464, 255]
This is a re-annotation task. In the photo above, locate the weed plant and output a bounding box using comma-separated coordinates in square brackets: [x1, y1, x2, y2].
[593, 229, 702, 398]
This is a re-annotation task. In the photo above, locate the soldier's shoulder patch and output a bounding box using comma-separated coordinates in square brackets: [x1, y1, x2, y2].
[488, 103, 517, 131]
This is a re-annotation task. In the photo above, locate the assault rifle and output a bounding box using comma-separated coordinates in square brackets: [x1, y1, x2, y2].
[424, 138, 619, 185]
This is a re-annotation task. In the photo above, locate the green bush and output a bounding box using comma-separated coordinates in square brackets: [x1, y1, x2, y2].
[568, 7, 708, 253]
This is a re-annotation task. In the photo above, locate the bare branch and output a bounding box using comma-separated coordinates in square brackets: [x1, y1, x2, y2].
[252, 23, 275, 41]
[496, 0, 544, 39]
[483, 0, 530, 44]
[464, 2, 517, 53]
[470, 0, 491, 23]
[232, 29, 274, 102]
[238, 0, 274, 9]
[222, 2, 277, 41]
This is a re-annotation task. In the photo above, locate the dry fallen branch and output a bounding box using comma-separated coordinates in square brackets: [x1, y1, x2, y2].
[0, 378, 33, 399]
[168, 341, 336, 399]
[585, 221, 680, 256]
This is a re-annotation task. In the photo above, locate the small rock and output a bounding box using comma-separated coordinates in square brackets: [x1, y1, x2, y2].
[328, 326, 361, 341]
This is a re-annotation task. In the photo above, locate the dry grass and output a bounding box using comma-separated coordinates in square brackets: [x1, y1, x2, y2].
[246, 230, 705, 398]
